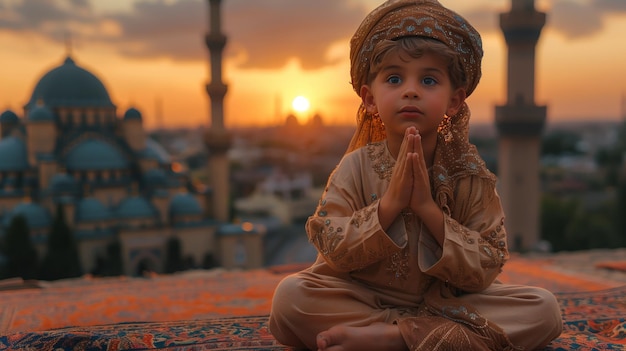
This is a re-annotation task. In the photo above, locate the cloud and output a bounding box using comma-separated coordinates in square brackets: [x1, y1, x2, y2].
[550, 0, 604, 38]
[458, 6, 502, 34]
[0, 0, 623, 68]
[593, 0, 626, 12]
[99, 0, 206, 61]
[104, 0, 368, 69]
[0, 0, 92, 31]
[456, 0, 626, 41]
[549, 0, 626, 39]
[222, 0, 367, 69]
[0, 0, 367, 70]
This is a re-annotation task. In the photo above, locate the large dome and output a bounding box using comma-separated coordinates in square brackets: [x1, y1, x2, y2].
[26, 56, 115, 109]
[65, 139, 129, 171]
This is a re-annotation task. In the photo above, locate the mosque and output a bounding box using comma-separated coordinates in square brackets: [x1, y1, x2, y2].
[0, 54, 262, 276]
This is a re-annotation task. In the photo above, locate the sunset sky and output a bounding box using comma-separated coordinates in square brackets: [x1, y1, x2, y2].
[1, 0, 625, 129]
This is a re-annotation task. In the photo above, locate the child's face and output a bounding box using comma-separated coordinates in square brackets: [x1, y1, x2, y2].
[360, 51, 464, 142]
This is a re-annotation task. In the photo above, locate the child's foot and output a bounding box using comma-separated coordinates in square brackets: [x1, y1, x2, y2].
[316, 322, 408, 351]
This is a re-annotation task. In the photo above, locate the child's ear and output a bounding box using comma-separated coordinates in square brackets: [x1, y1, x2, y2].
[360, 85, 376, 114]
[446, 88, 466, 116]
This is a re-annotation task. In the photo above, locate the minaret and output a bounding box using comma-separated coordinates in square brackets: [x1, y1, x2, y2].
[495, 0, 547, 251]
[620, 93, 626, 123]
[204, 0, 232, 222]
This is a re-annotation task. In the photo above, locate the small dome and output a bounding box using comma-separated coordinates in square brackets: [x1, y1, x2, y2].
[169, 193, 202, 217]
[143, 168, 169, 187]
[49, 172, 78, 193]
[48, 173, 78, 196]
[123, 107, 142, 121]
[27, 56, 114, 109]
[65, 139, 129, 171]
[285, 113, 299, 127]
[3, 202, 51, 229]
[27, 104, 54, 122]
[0, 136, 28, 172]
[142, 138, 171, 164]
[0, 110, 19, 124]
[116, 196, 157, 219]
[76, 197, 111, 222]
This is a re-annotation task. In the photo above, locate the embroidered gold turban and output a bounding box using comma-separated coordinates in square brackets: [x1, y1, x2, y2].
[350, 0, 483, 98]
[345, 0, 495, 213]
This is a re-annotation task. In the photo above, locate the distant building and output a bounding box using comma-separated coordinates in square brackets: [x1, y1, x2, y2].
[234, 169, 321, 225]
[0, 55, 262, 275]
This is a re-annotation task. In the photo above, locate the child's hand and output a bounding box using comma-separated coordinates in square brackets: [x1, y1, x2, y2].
[378, 127, 417, 228]
[408, 130, 435, 217]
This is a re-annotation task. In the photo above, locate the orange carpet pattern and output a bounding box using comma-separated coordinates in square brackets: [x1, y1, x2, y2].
[1, 256, 623, 335]
[0, 256, 625, 350]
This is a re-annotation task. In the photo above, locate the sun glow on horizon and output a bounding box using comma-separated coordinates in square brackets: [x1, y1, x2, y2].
[291, 96, 310, 113]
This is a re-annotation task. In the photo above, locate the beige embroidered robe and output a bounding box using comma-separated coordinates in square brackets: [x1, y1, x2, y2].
[269, 141, 562, 350]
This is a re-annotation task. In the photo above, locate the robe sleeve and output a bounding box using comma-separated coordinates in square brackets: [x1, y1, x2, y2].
[418, 176, 509, 292]
[306, 152, 408, 272]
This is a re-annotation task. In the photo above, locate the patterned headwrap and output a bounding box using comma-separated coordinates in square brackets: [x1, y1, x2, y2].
[347, 0, 495, 213]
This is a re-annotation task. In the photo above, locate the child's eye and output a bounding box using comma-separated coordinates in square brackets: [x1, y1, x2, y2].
[386, 75, 402, 84]
[422, 77, 438, 86]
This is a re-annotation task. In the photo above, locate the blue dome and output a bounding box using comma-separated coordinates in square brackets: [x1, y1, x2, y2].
[27, 104, 54, 122]
[0, 110, 19, 123]
[27, 56, 114, 109]
[116, 196, 157, 219]
[3, 202, 51, 229]
[142, 138, 171, 164]
[76, 197, 111, 222]
[49, 173, 78, 193]
[124, 107, 142, 121]
[0, 136, 28, 171]
[65, 139, 128, 171]
[169, 193, 203, 217]
[143, 168, 169, 187]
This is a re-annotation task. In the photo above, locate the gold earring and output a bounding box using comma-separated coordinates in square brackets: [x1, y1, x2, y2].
[373, 112, 385, 131]
[437, 114, 452, 143]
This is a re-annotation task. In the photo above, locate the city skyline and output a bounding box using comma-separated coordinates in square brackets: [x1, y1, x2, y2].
[1, 0, 625, 129]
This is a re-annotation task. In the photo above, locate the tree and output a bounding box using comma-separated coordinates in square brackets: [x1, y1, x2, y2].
[541, 194, 625, 251]
[164, 236, 184, 273]
[90, 240, 124, 277]
[39, 205, 82, 280]
[541, 195, 578, 252]
[541, 131, 583, 157]
[104, 240, 124, 276]
[0, 215, 39, 280]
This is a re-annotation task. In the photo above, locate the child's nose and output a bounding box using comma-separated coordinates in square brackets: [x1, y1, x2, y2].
[402, 84, 419, 99]
[404, 86, 419, 99]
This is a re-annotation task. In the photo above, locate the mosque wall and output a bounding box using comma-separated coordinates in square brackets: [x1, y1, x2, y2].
[120, 228, 169, 276]
[79, 237, 110, 273]
[92, 187, 128, 208]
[219, 233, 263, 270]
[0, 54, 264, 278]
[38, 160, 58, 190]
[174, 227, 217, 268]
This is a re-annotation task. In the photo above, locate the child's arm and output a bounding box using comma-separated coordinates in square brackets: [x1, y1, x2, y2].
[418, 177, 509, 292]
[307, 149, 409, 273]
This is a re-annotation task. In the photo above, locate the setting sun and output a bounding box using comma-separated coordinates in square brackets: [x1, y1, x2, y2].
[292, 96, 310, 113]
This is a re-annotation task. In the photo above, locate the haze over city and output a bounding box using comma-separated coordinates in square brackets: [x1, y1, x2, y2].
[1, 0, 625, 129]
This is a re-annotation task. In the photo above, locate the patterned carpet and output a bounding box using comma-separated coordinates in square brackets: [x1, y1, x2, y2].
[0, 256, 625, 350]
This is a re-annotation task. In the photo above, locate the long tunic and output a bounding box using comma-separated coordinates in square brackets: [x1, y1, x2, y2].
[269, 141, 562, 350]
